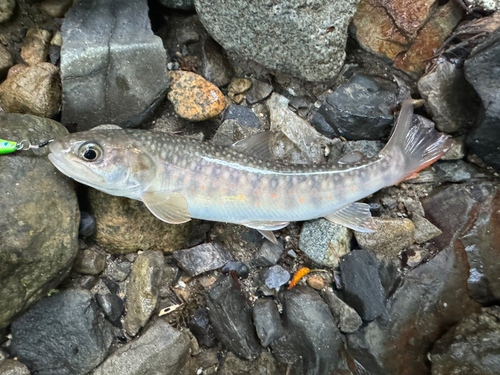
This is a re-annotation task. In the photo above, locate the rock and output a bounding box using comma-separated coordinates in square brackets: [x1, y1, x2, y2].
[10, 289, 113, 375]
[299, 219, 352, 268]
[271, 286, 343, 374]
[21, 28, 51, 66]
[96, 293, 124, 326]
[189, 308, 217, 348]
[354, 218, 415, 259]
[430, 307, 500, 375]
[340, 250, 387, 321]
[306, 275, 325, 290]
[79, 211, 96, 237]
[88, 189, 191, 254]
[245, 80, 273, 105]
[195, 0, 360, 82]
[93, 319, 192, 375]
[442, 136, 465, 160]
[403, 199, 426, 217]
[228, 78, 252, 103]
[312, 74, 398, 140]
[103, 257, 131, 282]
[123, 251, 165, 336]
[321, 287, 362, 333]
[0, 114, 79, 329]
[263, 265, 290, 291]
[223, 104, 261, 129]
[212, 119, 260, 147]
[422, 182, 500, 305]
[173, 242, 233, 276]
[206, 275, 261, 359]
[219, 352, 277, 375]
[253, 298, 284, 347]
[0, 63, 62, 118]
[222, 261, 250, 279]
[380, 0, 437, 37]
[158, 0, 194, 9]
[464, 29, 500, 172]
[434, 160, 482, 183]
[168, 70, 227, 121]
[61, 0, 169, 131]
[250, 240, 284, 267]
[0, 0, 14, 23]
[73, 247, 106, 275]
[0, 360, 30, 375]
[412, 214, 443, 244]
[418, 60, 479, 133]
[0, 43, 13, 78]
[201, 38, 232, 88]
[468, 0, 500, 11]
[40, 0, 74, 18]
[342, 140, 384, 159]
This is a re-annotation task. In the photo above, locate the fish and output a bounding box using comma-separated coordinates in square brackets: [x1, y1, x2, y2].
[47, 100, 450, 243]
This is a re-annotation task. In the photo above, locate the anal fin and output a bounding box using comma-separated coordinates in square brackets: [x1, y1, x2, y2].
[142, 191, 191, 224]
[324, 202, 376, 233]
[240, 220, 289, 244]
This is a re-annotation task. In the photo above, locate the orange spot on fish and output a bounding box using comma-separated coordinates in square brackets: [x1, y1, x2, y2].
[289, 267, 310, 289]
[200, 184, 206, 191]
[289, 190, 295, 195]
[221, 187, 227, 194]
[253, 189, 260, 196]
[350, 186, 356, 192]
[271, 193, 278, 199]
[328, 195, 333, 200]
[299, 197, 305, 204]
[311, 189, 318, 195]
[256, 201, 262, 207]
[173, 174, 179, 180]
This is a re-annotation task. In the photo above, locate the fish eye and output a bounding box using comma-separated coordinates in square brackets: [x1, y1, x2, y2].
[79, 142, 103, 162]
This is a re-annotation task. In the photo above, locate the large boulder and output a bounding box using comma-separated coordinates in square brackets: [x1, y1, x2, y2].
[0, 114, 79, 328]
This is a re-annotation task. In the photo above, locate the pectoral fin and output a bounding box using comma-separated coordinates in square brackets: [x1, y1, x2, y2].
[142, 191, 191, 224]
[324, 202, 375, 233]
[240, 220, 289, 244]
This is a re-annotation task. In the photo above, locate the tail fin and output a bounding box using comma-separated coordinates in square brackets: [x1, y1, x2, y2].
[381, 99, 451, 180]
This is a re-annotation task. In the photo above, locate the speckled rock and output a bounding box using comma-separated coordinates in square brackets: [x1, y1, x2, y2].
[228, 78, 252, 103]
[0, 114, 79, 329]
[123, 251, 165, 336]
[88, 189, 191, 254]
[299, 219, 352, 267]
[355, 218, 415, 258]
[0, 63, 62, 118]
[195, 0, 360, 82]
[0, 0, 15, 23]
[411, 214, 442, 244]
[0, 43, 13, 78]
[21, 28, 51, 66]
[0, 360, 30, 375]
[468, 0, 500, 10]
[168, 70, 227, 121]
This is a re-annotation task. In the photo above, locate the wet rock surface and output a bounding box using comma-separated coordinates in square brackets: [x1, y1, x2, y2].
[263, 265, 290, 291]
[61, 0, 169, 131]
[250, 240, 284, 267]
[173, 242, 233, 276]
[253, 298, 284, 347]
[0, 359, 30, 375]
[10, 289, 113, 375]
[321, 287, 363, 333]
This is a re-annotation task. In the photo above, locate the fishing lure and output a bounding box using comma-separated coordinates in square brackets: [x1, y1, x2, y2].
[0, 139, 52, 154]
[288, 267, 329, 289]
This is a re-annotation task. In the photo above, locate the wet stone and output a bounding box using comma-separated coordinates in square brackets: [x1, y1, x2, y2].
[9, 289, 114, 375]
[93, 320, 192, 375]
[253, 298, 284, 347]
[228, 78, 252, 103]
[340, 250, 387, 321]
[96, 293, 124, 326]
[312, 74, 398, 140]
[201, 37, 233, 88]
[168, 70, 227, 121]
[355, 217, 415, 259]
[103, 257, 132, 282]
[189, 308, 217, 348]
[0, 359, 30, 375]
[246, 80, 273, 104]
[218, 352, 277, 375]
[434, 160, 481, 183]
[21, 28, 51, 66]
[411, 214, 443, 244]
[0, 43, 13, 78]
[173, 242, 233, 276]
[380, 0, 437, 36]
[79, 211, 96, 238]
[223, 104, 261, 129]
[306, 275, 325, 290]
[299, 219, 352, 268]
[206, 275, 261, 359]
[222, 261, 250, 279]
[40, 0, 73, 17]
[73, 247, 106, 275]
[321, 287, 362, 333]
[0, 0, 14, 23]
[263, 265, 290, 291]
[442, 136, 465, 160]
[212, 119, 261, 148]
[250, 240, 284, 267]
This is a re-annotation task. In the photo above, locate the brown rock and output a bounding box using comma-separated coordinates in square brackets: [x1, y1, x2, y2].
[379, 0, 438, 36]
[228, 77, 252, 102]
[40, 0, 74, 18]
[168, 70, 227, 121]
[306, 275, 325, 290]
[89, 189, 191, 254]
[21, 28, 51, 66]
[0, 42, 12, 78]
[0, 63, 62, 118]
[0, 0, 15, 24]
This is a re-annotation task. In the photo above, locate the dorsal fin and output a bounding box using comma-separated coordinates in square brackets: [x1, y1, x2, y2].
[231, 131, 275, 160]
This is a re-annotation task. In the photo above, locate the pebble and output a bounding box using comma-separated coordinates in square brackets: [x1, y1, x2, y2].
[223, 104, 261, 129]
[228, 78, 252, 101]
[173, 242, 233, 276]
[306, 275, 325, 290]
[442, 136, 465, 160]
[0, 43, 12, 78]
[168, 70, 227, 121]
[201, 38, 233, 88]
[73, 247, 106, 275]
[0, 0, 15, 23]
[189, 308, 217, 348]
[103, 257, 132, 282]
[321, 287, 362, 333]
[0, 359, 31, 375]
[21, 28, 51, 66]
[218, 352, 277, 375]
[246, 80, 273, 104]
[253, 298, 284, 347]
[79, 211, 96, 238]
[96, 293, 124, 326]
[40, 0, 73, 17]
[411, 214, 443, 244]
[250, 240, 284, 267]
[263, 265, 290, 291]
[222, 261, 250, 279]
[0, 63, 62, 118]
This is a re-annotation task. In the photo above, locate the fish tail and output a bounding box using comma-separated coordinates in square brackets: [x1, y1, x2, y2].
[381, 99, 451, 181]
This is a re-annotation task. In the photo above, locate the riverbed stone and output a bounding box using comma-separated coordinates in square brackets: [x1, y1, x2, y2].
[219, 352, 277, 375]
[321, 287, 362, 333]
[0, 114, 79, 329]
[21, 28, 51, 66]
[173, 242, 233, 276]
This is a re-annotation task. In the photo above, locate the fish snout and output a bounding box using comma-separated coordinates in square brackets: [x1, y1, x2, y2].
[48, 140, 66, 155]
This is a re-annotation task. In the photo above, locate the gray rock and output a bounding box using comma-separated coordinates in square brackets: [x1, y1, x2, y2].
[96, 293, 124, 326]
[340, 250, 387, 321]
[418, 60, 479, 133]
[158, 0, 194, 9]
[93, 319, 192, 375]
[206, 275, 261, 359]
[464, 29, 500, 171]
[263, 265, 290, 291]
[433, 160, 481, 183]
[73, 247, 106, 275]
[246, 80, 273, 104]
[312, 74, 398, 140]
[223, 105, 261, 129]
[222, 261, 250, 279]
[0, 360, 30, 375]
[411, 214, 442, 244]
[271, 286, 343, 374]
[430, 307, 500, 375]
[79, 211, 96, 238]
[103, 257, 132, 282]
[341, 140, 384, 159]
[321, 287, 362, 333]
[0, 114, 79, 329]
[61, 0, 169, 131]
[10, 289, 113, 375]
[441, 136, 465, 160]
[0, 0, 14, 23]
[195, 0, 359, 82]
[468, 0, 500, 10]
[173, 242, 233, 276]
[201, 38, 233, 88]
[218, 352, 277, 375]
[253, 298, 284, 347]
[250, 240, 284, 267]
[189, 308, 217, 348]
[299, 219, 352, 268]
[212, 119, 260, 147]
[123, 251, 165, 336]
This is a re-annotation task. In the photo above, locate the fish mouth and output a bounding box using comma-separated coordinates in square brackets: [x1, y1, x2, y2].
[48, 150, 107, 186]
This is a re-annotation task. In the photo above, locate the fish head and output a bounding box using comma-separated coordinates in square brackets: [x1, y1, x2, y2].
[48, 130, 158, 198]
